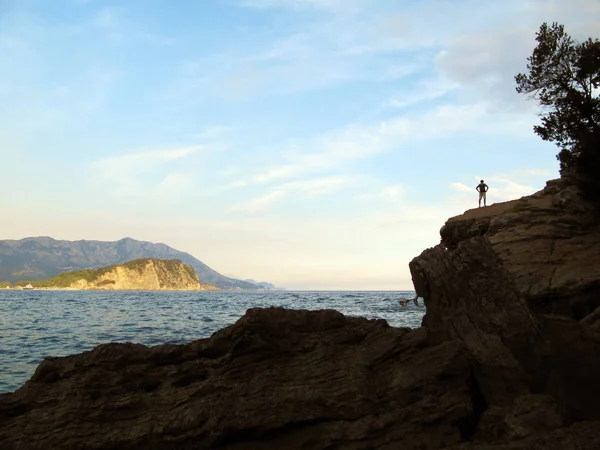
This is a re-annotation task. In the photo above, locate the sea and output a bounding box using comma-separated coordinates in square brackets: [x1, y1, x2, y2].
[0, 290, 423, 393]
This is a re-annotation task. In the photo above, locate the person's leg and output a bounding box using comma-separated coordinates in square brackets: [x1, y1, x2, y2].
[483, 192, 487, 207]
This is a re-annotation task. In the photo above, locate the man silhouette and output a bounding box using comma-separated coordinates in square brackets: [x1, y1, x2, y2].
[476, 180, 489, 207]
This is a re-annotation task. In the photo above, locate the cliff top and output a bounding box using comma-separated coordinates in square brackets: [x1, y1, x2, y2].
[448, 178, 599, 226]
[448, 180, 558, 224]
[440, 177, 600, 320]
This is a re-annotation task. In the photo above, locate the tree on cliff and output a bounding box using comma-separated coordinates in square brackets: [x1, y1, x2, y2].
[515, 22, 600, 200]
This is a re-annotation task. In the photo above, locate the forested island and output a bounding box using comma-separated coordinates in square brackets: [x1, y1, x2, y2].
[6, 258, 219, 291]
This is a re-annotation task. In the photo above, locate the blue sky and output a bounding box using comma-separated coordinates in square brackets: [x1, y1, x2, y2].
[1, 0, 599, 290]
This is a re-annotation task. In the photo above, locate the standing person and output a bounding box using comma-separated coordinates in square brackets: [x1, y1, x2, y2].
[476, 180, 489, 207]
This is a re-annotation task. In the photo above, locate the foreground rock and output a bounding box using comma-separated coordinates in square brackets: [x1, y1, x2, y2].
[2, 308, 477, 450]
[2, 181, 600, 449]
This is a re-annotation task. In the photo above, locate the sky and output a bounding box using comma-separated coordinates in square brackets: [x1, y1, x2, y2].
[1, 0, 599, 290]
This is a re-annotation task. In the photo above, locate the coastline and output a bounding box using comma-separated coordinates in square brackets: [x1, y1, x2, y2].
[1, 179, 599, 449]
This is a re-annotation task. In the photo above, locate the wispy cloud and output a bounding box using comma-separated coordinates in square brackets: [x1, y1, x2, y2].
[161, 3, 427, 101]
[245, 101, 534, 186]
[279, 176, 349, 196]
[2, 0, 596, 289]
[92, 6, 173, 45]
[91, 145, 205, 197]
[450, 182, 472, 193]
[354, 184, 405, 202]
[230, 176, 350, 213]
[388, 78, 459, 110]
[215, 180, 249, 192]
[231, 190, 287, 213]
[449, 170, 551, 209]
[515, 168, 551, 176]
[233, 0, 359, 12]
[250, 124, 389, 183]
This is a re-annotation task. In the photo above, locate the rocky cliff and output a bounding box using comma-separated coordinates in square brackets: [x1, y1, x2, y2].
[1, 180, 600, 449]
[0, 237, 268, 290]
[440, 178, 600, 320]
[19, 258, 220, 291]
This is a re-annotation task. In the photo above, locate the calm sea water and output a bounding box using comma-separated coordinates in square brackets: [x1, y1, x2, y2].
[0, 290, 423, 393]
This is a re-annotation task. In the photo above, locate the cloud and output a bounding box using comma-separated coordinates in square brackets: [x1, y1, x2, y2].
[186, 125, 232, 141]
[91, 6, 173, 45]
[158, 172, 193, 191]
[486, 176, 538, 202]
[450, 182, 472, 193]
[230, 176, 350, 213]
[233, 0, 358, 12]
[515, 168, 552, 176]
[91, 145, 204, 197]
[279, 176, 349, 196]
[232, 190, 287, 213]
[3, 0, 593, 291]
[388, 77, 459, 110]
[432, 0, 600, 108]
[448, 170, 551, 209]
[216, 180, 249, 191]
[434, 27, 536, 107]
[245, 100, 535, 186]
[250, 123, 389, 184]
[354, 184, 405, 202]
[161, 3, 428, 102]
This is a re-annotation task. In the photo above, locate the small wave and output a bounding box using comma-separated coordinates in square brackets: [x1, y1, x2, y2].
[0, 290, 424, 393]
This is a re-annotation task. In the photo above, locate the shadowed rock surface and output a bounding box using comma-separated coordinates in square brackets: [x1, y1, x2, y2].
[1, 181, 600, 449]
[410, 237, 600, 441]
[1, 309, 476, 450]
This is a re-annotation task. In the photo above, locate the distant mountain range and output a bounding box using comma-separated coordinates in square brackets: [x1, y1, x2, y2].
[0, 237, 273, 290]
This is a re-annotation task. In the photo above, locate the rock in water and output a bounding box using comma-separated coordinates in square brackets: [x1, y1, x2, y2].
[1, 308, 476, 449]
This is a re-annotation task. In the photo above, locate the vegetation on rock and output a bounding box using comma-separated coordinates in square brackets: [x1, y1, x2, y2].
[0, 237, 267, 289]
[515, 22, 600, 201]
[14, 258, 219, 290]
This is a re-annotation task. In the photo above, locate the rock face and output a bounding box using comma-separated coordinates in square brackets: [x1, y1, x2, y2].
[1, 181, 600, 449]
[440, 178, 600, 319]
[409, 237, 600, 439]
[21, 258, 220, 291]
[0, 237, 268, 290]
[1, 309, 478, 450]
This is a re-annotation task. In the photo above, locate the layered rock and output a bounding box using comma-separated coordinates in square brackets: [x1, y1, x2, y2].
[1, 308, 477, 450]
[2, 181, 600, 449]
[409, 237, 600, 440]
[440, 178, 600, 319]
